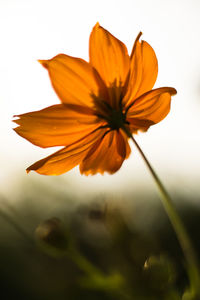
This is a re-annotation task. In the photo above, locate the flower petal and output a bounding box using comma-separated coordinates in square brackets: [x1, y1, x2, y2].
[26, 127, 107, 175]
[123, 33, 158, 106]
[14, 104, 103, 148]
[89, 23, 130, 89]
[127, 118, 155, 134]
[39, 54, 107, 108]
[80, 129, 131, 175]
[127, 87, 177, 128]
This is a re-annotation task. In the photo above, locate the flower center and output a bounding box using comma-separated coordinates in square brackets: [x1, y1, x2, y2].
[93, 95, 129, 131]
[107, 109, 127, 130]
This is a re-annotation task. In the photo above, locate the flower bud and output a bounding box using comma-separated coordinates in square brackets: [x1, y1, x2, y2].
[35, 218, 69, 255]
[143, 255, 176, 291]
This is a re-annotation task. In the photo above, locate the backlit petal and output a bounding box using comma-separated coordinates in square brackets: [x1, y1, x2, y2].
[26, 127, 107, 175]
[127, 87, 177, 127]
[14, 104, 102, 148]
[89, 23, 130, 90]
[127, 118, 155, 134]
[39, 54, 107, 108]
[80, 129, 131, 175]
[123, 33, 158, 106]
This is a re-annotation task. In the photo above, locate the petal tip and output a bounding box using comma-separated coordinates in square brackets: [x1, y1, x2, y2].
[171, 88, 177, 95]
[167, 87, 177, 96]
[130, 31, 143, 59]
[38, 59, 49, 69]
[12, 118, 18, 125]
[137, 31, 143, 40]
[94, 22, 100, 28]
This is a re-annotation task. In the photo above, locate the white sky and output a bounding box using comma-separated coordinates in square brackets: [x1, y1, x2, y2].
[1, 0, 200, 199]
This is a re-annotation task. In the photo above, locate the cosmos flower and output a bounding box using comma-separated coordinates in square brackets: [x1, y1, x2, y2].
[14, 23, 176, 175]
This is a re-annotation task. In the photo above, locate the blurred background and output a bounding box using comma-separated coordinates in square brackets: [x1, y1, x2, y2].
[0, 0, 200, 299]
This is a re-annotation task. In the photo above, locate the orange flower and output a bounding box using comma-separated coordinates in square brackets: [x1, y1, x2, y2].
[14, 23, 177, 175]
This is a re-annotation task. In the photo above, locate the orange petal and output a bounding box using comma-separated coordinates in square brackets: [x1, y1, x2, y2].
[80, 129, 131, 175]
[89, 23, 130, 93]
[14, 104, 103, 148]
[123, 33, 158, 106]
[26, 127, 107, 175]
[127, 87, 177, 126]
[39, 54, 107, 108]
[126, 118, 155, 134]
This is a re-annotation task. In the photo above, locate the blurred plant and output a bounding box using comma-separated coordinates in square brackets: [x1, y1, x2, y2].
[143, 255, 177, 295]
[1, 190, 200, 299]
[35, 217, 129, 299]
[33, 208, 186, 299]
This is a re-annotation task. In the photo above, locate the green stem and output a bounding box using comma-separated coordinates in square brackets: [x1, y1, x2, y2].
[67, 246, 130, 299]
[123, 127, 200, 293]
[68, 246, 103, 277]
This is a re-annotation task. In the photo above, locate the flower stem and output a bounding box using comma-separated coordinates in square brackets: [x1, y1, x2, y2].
[67, 245, 130, 299]
[123, 127, 200, 294]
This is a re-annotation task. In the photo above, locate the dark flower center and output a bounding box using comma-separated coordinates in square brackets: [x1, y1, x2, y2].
[92, 86, 129, 131]
[95, 101, 129, 131]
[107, 109, 127, 130]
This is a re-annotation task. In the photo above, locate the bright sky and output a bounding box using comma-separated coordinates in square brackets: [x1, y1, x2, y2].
[1, 0, 200, 199]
